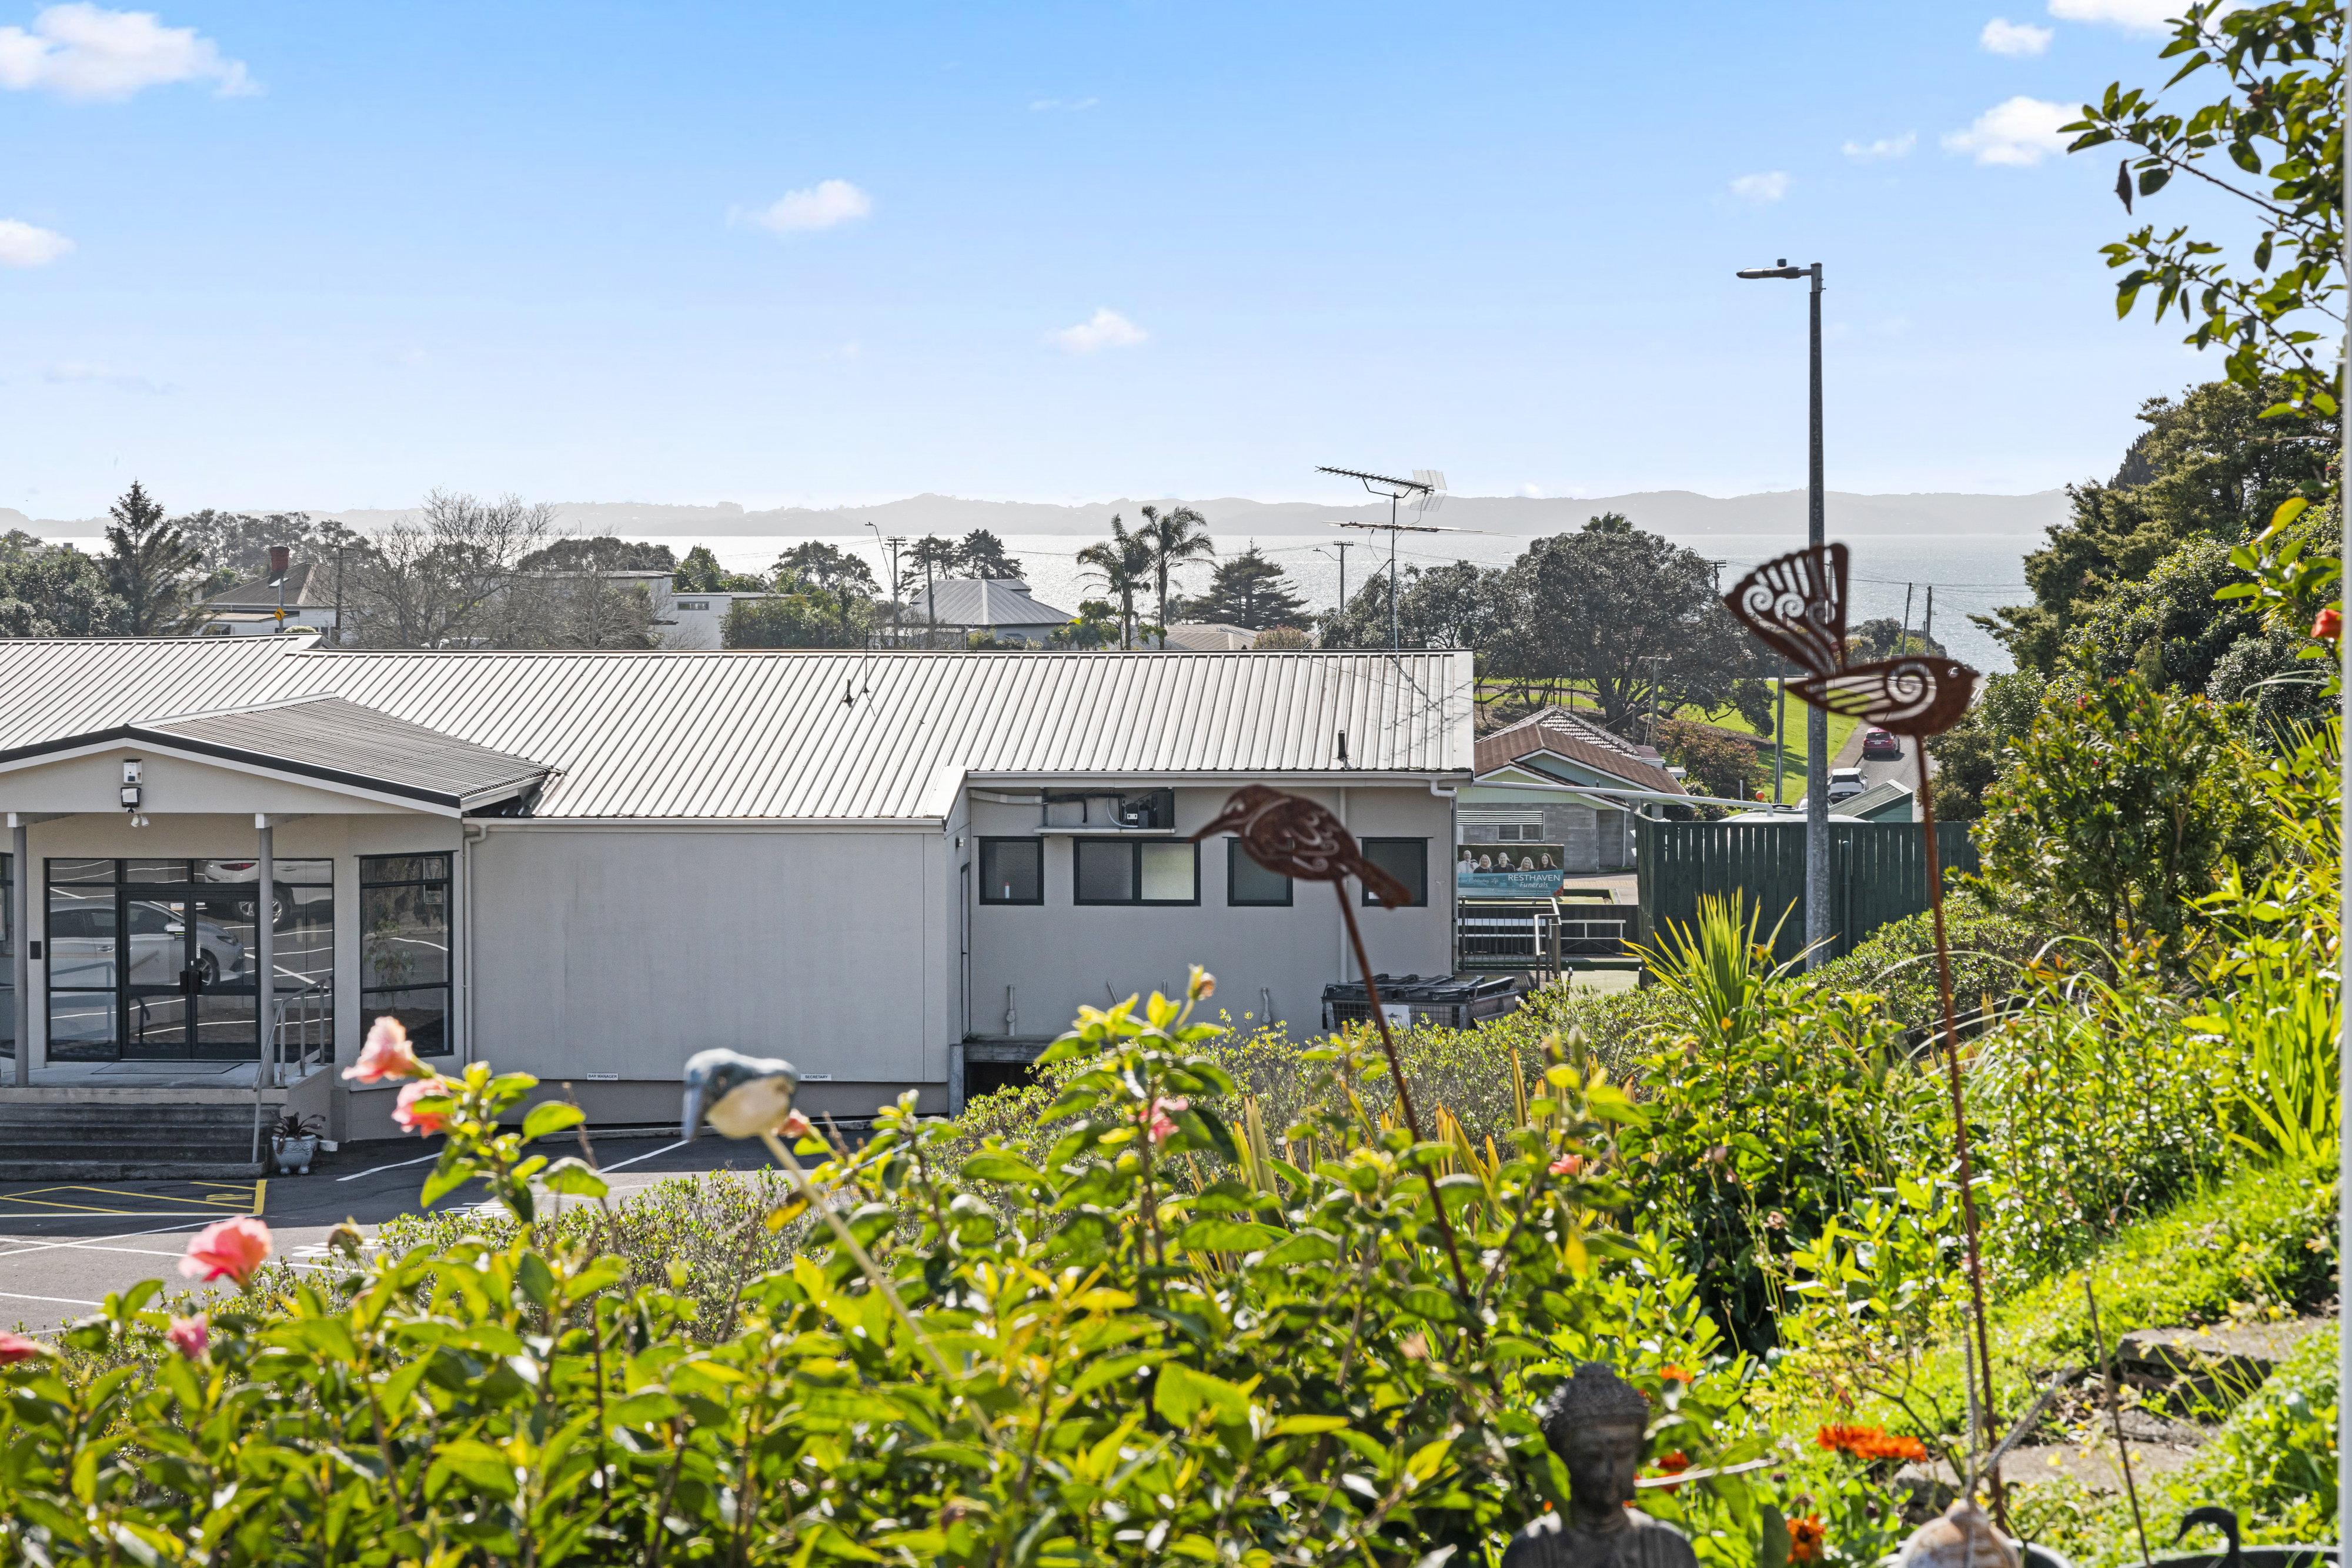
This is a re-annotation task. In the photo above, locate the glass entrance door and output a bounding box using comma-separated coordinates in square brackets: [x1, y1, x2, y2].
[46, 859, 327, 1064]
[120, 892, 258, 1059]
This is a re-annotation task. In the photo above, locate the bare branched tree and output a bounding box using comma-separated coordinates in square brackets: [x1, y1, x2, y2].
[343, 492, 555, 648]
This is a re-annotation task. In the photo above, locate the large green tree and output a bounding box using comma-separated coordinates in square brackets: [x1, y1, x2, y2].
[102, 481, 202, 634]
[673, 544, 766, 594]
[521, 536, 677, 574]
[1485, 514, 1756, 734]
[1177, 544, 1307, 631]
[956, 529, 1023, 580]
[1982, 377, 2334, 671]
[1321, 560, 1506, 653]
[0, 531, 123, 636]
[774, 540, 880, 594]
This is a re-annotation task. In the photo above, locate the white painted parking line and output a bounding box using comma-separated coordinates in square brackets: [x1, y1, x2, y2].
[0, 1290, 102, 1306]
[336, 1150, 442, 1182]
[597, 1139, 689, 1174]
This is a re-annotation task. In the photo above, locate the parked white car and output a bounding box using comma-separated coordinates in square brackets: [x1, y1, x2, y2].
[46, 900, 249, 989]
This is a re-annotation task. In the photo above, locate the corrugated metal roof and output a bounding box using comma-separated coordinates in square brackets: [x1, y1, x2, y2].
[0, 641, 1470, 820]
[139, 696, 550, 808]
[905, 579, 1073, 626]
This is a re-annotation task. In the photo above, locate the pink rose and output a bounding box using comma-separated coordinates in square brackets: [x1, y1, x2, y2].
[391, 1078, 451, 1136]
[343, 1016, 423, 1082]
[180, 1216, 272, 1288]
[1140, 1096, 1190, 1145]
[0, 1330, 47, 1365]
[165, 1315, 210, 1359]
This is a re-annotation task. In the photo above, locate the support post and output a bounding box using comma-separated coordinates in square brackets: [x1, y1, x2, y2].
[256, 821, 274, 1086]
[1803, 262, 1830, 969]
[12, 820, 26, 1088]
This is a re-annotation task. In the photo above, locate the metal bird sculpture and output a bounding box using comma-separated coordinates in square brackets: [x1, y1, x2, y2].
[1190, 784, 1413, 908]
[1191, 785, 1477, 1310]
[681, 1048, 802, 1142]
[677, 1045, 983, 1421]
[1723, 542, 2000, 1514]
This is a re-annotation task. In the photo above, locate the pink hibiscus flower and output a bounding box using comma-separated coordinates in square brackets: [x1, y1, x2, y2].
[343, 1016, 423, 1082]
[180, 1216, 272, 1287]
[391, 1078, 451, 1136]
[165, 1315, 210, 1359]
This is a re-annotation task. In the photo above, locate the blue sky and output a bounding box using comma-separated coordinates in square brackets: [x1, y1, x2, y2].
[2, 1, 2232, 519]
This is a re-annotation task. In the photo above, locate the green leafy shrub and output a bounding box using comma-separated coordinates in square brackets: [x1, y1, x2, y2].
[1972, 669, 2271, 950]
[0, 975, 1783, 1567]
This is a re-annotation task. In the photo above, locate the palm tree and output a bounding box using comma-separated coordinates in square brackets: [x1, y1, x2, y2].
[1138, 504, 1214, 648]
[1075, 514, 1153, 649]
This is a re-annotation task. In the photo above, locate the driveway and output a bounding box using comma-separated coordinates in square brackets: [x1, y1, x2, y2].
[0, 1131, 795, 1333]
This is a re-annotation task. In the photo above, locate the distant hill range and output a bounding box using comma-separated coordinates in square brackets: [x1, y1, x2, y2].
[8, 487, 2069, 542]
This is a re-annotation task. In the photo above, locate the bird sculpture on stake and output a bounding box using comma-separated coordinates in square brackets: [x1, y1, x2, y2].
[1191, 785, 1479, 1313]
[1720, 544, 2007, 1518]
[680, 1048, 994, 1436]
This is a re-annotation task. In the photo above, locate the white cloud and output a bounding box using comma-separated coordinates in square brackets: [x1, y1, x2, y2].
[2047, 0, 2183, 33]
[1050, 307, 1148, 354]
[0, 218, 71, 265]
[1842, 131, 1916, 161]
[1942, 96, 2074, 165]
[45, 360, 165, 392]
[1729, 170, 1790, 204]
[1980, 16, 2054, 54]
[736, 179, 873, 235]
[0, 4, 255, 100]
[1518, 483, 1545, 499]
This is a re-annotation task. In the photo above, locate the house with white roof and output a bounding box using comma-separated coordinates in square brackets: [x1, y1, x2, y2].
[0, 638, 1469, 1156]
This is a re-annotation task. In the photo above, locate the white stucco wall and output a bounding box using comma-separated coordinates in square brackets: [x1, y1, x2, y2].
[963, 783, 1455, 1045]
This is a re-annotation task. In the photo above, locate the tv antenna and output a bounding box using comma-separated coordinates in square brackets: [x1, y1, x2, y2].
[1317, 466, 1486, 653]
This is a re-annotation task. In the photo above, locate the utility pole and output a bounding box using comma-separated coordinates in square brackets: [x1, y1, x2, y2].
[1775, 673, 1787, 804]
[1740, 257, 1830, 964]
[1899, 582, 1915, 657]
[867, 524, 904, 648]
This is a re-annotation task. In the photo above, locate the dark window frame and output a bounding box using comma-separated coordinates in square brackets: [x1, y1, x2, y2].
[359, 854, 453, 1058]
[1224, 837, 1292, 907]
[975, 837, 1045, 905]
[1072, 837, 1200, 907]
[1359, 837, 1430, 907]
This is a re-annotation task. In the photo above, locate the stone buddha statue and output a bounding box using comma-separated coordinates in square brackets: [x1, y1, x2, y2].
[1503, 1363, 1699, 1568]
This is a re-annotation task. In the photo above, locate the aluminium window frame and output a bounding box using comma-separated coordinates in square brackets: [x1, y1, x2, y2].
[975, 837, 1046, 906]
[1224, 837, 1292, 907]
[1357, 837, 1431, 907]
[1072, 837, 1201, 907]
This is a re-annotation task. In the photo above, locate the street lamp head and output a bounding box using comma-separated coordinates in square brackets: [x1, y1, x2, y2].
[1737, 261, 1809, 280]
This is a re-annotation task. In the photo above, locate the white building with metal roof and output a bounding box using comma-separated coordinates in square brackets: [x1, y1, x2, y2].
[0, 637, 1471, 1153]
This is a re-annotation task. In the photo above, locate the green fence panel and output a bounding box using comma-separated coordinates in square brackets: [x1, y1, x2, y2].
[1635, 820, 1978, 965]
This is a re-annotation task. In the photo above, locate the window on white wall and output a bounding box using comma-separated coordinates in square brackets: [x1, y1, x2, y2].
[978, 838, 1043, 904]
[1358, 838, 1429, 907]
[1074, 839, 1198, 905]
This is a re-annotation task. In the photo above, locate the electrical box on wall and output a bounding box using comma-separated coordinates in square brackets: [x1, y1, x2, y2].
[1115, 788, 1174, 831]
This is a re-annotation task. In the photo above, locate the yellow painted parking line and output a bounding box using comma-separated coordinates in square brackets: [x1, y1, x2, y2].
[0, 1181, 263, 1218]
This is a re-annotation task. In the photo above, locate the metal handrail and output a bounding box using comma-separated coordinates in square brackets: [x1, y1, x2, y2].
[250, 978, 331, 1165]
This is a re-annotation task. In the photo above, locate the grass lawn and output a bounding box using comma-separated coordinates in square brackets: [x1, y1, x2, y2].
[1478, 682, 1859, 804]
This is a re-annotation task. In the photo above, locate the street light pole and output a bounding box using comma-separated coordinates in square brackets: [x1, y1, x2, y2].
[1739, 256, 1832, 968]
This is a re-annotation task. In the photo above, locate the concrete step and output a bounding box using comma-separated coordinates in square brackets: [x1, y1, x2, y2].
[0, 1101, 272, 1174]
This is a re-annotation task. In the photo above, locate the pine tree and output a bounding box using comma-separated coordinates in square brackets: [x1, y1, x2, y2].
[102, 481, 201, 634]
[1177, 546, 1305, 630]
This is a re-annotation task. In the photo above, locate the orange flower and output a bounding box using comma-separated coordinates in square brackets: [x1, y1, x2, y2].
[1549, 1154, 1585, 1178]
[2314, 607, 2341, 643]
[1646, 1449, 1690, 1493]
[1659, 1364, 1693, 1385]
[1789, 1514, 1826, 1563]
[1817, 1423, 1926, 1462]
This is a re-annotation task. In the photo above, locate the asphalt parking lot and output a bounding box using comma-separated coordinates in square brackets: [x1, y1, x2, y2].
[0, 1131, 792, 1333]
